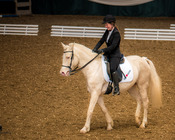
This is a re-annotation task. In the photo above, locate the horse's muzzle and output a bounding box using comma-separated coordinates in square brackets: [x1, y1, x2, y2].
[60, 71, 70, 76]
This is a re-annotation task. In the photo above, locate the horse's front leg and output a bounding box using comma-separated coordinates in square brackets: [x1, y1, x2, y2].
[80, 91, 99, 133]
[98, 95, 113, 130]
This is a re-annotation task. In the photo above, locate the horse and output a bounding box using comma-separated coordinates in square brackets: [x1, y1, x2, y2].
[60, 42, 162, 133]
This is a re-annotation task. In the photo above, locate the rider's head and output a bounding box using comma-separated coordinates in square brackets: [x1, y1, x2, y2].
[102, 15, 116, 31]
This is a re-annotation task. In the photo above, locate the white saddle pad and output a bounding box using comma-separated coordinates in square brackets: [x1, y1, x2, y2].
[102, 56, 133, 83]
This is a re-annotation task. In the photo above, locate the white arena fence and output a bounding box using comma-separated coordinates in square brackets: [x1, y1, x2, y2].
[0, 24, 39, 36]
[51, 25, 106, 38]
[170, 24, 175, 30]
[124, 28, 175, 41]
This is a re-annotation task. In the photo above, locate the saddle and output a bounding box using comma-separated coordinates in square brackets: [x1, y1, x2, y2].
[104, 56, 125, 82]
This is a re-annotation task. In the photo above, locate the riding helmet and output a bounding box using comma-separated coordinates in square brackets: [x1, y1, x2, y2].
[102, 15, 116, 24]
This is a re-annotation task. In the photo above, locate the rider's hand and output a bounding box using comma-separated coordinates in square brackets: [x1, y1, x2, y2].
[92, 48, 98, 53]
[97, 49, 104, 54]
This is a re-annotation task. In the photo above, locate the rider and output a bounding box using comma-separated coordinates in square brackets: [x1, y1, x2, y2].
[92, 15, 122, 95]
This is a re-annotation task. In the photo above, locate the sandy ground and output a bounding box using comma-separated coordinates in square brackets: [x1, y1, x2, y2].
[0, 15, 175, 140]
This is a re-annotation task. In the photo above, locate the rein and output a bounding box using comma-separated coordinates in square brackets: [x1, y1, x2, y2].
[62, 50, 99, 75]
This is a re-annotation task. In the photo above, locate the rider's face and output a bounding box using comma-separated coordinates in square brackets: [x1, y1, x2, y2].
[105, 23, 114, 31]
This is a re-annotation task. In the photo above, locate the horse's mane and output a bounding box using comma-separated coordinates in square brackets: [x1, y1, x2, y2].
[69, 43, 99, 58]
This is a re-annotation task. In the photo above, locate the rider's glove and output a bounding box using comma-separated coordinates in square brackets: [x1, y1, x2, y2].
[92, 48, 98, 53]
[97, 49, 104, 54]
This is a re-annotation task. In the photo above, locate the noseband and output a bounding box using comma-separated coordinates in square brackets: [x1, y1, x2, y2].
[62, 50, 99, 75]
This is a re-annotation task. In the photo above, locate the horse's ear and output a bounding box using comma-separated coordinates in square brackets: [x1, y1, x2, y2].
[61, 42, 66, 49]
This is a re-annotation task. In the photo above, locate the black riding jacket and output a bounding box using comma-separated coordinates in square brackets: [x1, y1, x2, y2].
[94, 27, 122, 58]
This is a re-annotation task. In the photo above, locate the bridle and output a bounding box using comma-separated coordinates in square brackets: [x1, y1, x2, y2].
[62, 50, 74, 72]
[62, 50, 99, 75]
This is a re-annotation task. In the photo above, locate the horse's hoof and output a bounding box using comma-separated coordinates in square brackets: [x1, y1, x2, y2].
[139, 123, 146, 129]
[107, 125, 113, 131]
[135, 117, 141, 127]
[80, 127, 90, 133]
[139, 121, 148, 129]
[136, 121, 141, 127]
[107, 121, 113, 130]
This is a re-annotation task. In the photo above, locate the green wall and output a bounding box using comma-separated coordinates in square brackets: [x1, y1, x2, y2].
[31, 0, 175, 17]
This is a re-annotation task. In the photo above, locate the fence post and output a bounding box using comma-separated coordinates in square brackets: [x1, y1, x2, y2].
[157, 31, 159, 40]
[83, 28, 85, 37]
[61, 27, 63, 37]
[134, 30, 136, 39]
[25, 26, 28, 35]
[3, 25, 6, 35]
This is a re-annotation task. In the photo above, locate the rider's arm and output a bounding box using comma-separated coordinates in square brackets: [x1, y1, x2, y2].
[102, 31, 120, 54]
[93, 30, 107, 51]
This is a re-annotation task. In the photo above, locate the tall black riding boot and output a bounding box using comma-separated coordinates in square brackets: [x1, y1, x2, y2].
[112, 71, 120, 95]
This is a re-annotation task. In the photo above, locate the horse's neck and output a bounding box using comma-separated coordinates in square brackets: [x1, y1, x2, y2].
[74, 45, 101, 77]
[74, 45, 95, 65]
[75, 46, 90, 67]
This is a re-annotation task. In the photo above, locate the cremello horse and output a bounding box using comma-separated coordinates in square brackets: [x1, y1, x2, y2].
[60, 42, 162, 133]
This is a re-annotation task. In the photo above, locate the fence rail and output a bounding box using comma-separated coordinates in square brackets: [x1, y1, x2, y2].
[124, 28, 175, 41]
[0, 24, 39, 36]
[170, 24, 175, 29]
[51, 25, 106, 38]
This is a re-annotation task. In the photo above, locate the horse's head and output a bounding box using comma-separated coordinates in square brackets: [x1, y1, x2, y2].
[60, 42, 78, 76]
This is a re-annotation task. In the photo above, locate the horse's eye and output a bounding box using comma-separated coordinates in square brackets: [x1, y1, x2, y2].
[66, 56, 70, 59]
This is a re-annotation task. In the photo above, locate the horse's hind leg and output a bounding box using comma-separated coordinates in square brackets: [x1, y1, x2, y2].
[138, 83, 149, 128]
[128, 84, 142, 127]
[98, 95, 113, 130]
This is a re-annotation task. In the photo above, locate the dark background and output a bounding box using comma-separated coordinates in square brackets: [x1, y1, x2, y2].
[0, 0, 175, 17]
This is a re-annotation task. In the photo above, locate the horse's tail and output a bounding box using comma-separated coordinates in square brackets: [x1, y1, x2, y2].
[142, 57, 162, 108]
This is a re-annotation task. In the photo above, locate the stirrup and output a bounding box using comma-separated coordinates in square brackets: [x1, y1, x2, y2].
[104, 83, 113, 95]
[112, 87, 120, 96]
